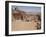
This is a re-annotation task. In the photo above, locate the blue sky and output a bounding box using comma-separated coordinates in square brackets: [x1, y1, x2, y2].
[12, 6, 41, 13]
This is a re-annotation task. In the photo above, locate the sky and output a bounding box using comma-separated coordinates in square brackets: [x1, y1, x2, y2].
[12, 6, 41, 13]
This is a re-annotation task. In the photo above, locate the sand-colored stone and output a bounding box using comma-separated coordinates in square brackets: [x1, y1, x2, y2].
[11, 10, 41, 31]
